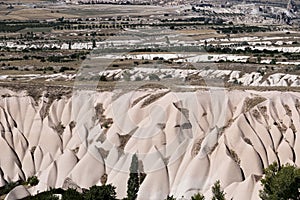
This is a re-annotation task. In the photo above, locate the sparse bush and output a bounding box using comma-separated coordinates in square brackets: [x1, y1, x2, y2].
[69, 121, 76, 131]
[54, 122, 65, 135]
[228, 149, 240, 165]
[243, 97, 266, 113]
[27, 176, 39, 186]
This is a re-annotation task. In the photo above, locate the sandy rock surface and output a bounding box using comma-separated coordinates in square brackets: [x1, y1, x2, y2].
[0, 89, 299, 199]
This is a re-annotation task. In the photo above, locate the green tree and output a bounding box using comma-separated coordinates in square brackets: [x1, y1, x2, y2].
[26, 176, 39, 186]
[191, 193, 205, 200]
[127, 154, 139, 200]
[62, 188, 83, 200]
[0, 181, 21, 196]
[257, 56, 261, 63]
[84, 185, 116, 200]
[270, 59, 276, 65]
[212, 180, 226, 200]
[259, 162, 300, 200]
[92, 39, 96, 48]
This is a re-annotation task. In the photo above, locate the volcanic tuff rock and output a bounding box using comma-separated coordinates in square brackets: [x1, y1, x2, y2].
[0, 88, 299, 199]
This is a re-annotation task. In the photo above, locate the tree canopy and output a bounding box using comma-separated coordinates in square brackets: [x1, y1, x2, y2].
[127, 154, 140, 200]
[259, 162, 300, 200]
[212, 180, 226, 200]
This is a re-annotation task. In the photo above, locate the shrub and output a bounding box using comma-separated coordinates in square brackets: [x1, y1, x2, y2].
[270, 59, 276, 65]
[84, 185, 116, 200]
[59, 66, 70, 73]
[99, 75, 107, 81]
[62, 188, 83, 200]
[27, 176, 39, 186]
[45, 66, 54, 71]
[25, 190, 60, 200]
[228, 149, 240, 165]
[191, 193, 205, 200]
[23, 55, 30, 60]
[259, 162, 300, 200]
[212, 180, 225, 200]
[0, 181, 21, 196]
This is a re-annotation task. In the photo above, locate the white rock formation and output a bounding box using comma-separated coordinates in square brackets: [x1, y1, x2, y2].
[0, 88, 299, 199]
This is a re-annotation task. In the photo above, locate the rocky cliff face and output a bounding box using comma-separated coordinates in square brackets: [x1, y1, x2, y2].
[0, 88, 300, 199]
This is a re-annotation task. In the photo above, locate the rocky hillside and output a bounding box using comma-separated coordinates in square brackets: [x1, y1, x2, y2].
[0, 88, 300, 199]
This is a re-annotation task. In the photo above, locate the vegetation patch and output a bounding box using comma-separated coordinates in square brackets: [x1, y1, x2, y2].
[260, 162, 300, 200]
[283, 104, 292, 117]
[243, 96, 267, 113]
[227, 148, 241, 165]
[141, 90, 170, 108]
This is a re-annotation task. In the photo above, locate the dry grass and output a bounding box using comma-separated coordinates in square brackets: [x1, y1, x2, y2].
[141, 90, 170, 108]
[99, 147, 109, 159]
[283, 104, 292, 117]
[157, 123, 166, 130]
[0, 7, 78, 20]
[290, 122, 296, 133]
[243, 96, 267, 113]
[3, 59, 81, 71]
[192, 138, 204, 157]
[131, 93, 150, 107]
[69, 121, 76, 131]
[100, 174, 108, 185]
[118, 134, 132, 150]
[274, 121, 288, 133]
[258, 105, 269, 121]
[1, 0, 47, 2]
[252, 109, 261, 120]
[296, 99, 300, 110]
[207, 142, 218, 155]
[53, 122, 65, 135]
[177, 29, 216, 35]
[94, 103, 113, 128]
[228, 148, 241, 165]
